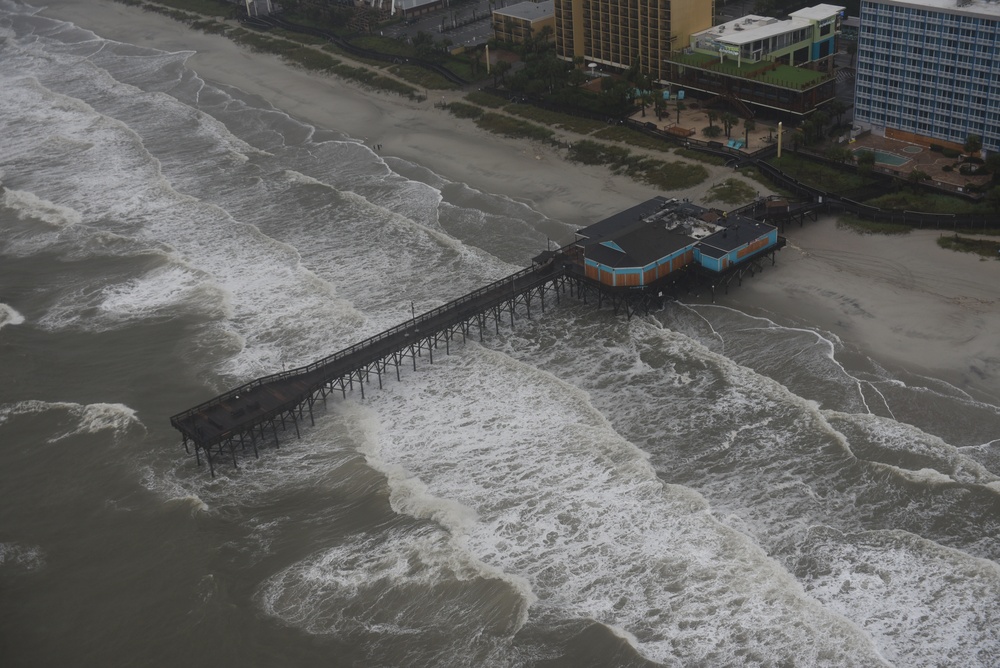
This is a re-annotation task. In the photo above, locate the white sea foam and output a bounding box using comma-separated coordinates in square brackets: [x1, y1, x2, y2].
[799, 527, 1000, 666]
[164, 494, 209, 514]
[0, 303, 25, 328]
[98, 263, 232, 323]
[825, 410, 999, 488]
[310, 346, 889, 665]
[0, 541, 46, 572]
[2, 187, 82, 226]
[0, 399, 142, 442]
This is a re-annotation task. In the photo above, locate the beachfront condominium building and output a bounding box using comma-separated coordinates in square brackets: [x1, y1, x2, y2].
[553, 0, 713, 83]
[853, 0, 1000, 154]
[493, 1, 556, 45]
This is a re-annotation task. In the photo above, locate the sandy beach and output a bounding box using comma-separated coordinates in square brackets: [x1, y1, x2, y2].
[38, 0, 1000, 401]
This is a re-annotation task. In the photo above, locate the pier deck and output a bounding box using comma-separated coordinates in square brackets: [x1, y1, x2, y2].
[170, 261, 566, 474]
[171, 229, 786, 475]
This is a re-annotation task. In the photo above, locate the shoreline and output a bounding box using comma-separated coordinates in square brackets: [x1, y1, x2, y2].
[38, 0, 1000, 402]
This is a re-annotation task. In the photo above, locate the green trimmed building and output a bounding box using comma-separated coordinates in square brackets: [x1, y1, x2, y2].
[666, 4, 845, 116]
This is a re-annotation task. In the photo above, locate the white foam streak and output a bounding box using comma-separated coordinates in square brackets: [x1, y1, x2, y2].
[693, 304, 874, 413]
[0, 399, 143, 442]
[825, 410, 1000, 489]
[164, 494, 209, 514]
[2, 187, 82, 226]
[0, 303, 25, 328]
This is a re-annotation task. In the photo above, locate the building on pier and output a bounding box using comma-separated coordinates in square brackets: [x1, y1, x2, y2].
[171, 198, 782, 476]
[568, 196, 778, 287]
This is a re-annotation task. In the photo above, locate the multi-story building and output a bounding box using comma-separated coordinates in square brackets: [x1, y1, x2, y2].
[493, 1, 556, 45]
[668, 4, 844, 116]
[553, 0, 713, 83]
[853, 0, 1000, 154]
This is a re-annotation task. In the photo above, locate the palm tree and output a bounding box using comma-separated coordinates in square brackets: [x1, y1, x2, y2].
[827, 100, 848, 127]
[743, 118, 756, 147]
[707, 110, 718, 128]
[493, 59, 511, 87]
[965, 133, 983, 156]
[720, 112, 739, 138]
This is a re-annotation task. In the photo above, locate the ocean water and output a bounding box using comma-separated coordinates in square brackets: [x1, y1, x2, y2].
[2, 3, 999, 666]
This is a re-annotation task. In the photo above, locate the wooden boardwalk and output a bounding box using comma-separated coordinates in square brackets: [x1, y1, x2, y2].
[170, 260, 567, 475]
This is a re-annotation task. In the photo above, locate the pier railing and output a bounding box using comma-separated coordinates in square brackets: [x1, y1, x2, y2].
[170, 263, 554, 426]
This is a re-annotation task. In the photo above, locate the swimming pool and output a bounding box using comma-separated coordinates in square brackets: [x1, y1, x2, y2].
[853, 148, 910, 166]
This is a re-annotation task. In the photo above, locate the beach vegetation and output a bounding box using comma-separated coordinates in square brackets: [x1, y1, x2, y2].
[675, 148, 728, 166]
[937, 234, 1000, 258]
[863, 191, 986, 215]
[566, 140, 708, 190]
[141, 5, 201, 22]
[475, 113, 557, 144]
[703, 178, 757, 205]
[142, 0, 234, 16]
[271, 29, 329, 46]
[504, 106, 607, 135]
[641, 160, 710, 190]
[190, 19, 228, 35]
[836, 215, 913, 235]
[769, 153, 876, 192]
[593, 126, 674, 152]
[388, 64, 458, 90]
[445, 102, 484, 120]
[464, 91, 507, 109]
[737, 165, 795, 197]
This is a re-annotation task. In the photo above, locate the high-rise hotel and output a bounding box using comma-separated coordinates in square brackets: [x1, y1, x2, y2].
[553, 0, 714, 83]
[853, 0, 1000, 154]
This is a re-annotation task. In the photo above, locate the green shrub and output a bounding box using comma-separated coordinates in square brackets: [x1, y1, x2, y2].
[446, 102, 484, 119]
[464, 91, 507, 108]
[942, 164, 953, 172]
[837, 215, 913, 235]
[929, 144, 943, 152]
[942, 147, 961, 158]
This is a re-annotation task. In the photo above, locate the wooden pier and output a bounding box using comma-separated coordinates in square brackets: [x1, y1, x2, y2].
[171, 260, 569, 476]
[171, 200, 789, 476]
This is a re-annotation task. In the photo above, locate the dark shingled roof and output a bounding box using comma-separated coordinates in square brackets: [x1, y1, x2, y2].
[697, 217, 777, 258]
[576, 197, 720, 269]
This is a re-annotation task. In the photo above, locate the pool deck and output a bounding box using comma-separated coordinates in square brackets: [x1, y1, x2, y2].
[849, 133, 992, 192]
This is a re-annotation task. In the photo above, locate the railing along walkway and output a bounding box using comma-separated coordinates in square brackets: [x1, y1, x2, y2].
[170, 262, 564, 453]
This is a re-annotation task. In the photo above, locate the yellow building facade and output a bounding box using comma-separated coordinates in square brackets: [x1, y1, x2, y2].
[554, 0, 713, 82]
[493, 1, 557, 44]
